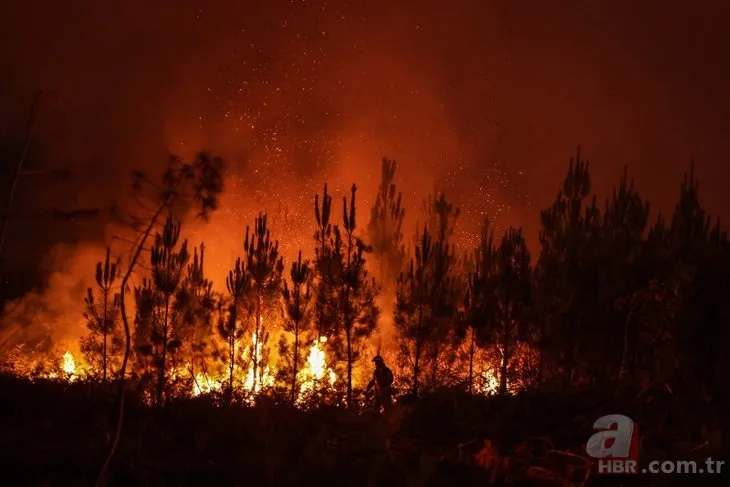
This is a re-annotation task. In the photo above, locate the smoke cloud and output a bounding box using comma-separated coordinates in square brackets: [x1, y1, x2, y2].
[2, 0, 730, 352]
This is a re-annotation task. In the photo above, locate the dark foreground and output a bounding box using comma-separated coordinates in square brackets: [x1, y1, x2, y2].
[0, 376, 727, 486]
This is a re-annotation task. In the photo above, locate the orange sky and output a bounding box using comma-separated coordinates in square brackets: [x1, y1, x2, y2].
[1, 0, 729, 295]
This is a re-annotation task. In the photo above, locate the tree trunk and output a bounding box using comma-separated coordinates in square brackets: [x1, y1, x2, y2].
[618, 307, 634, 385]
[413, 342, 421, 397]
[102, 289, 108, 384]
[564, 312, 575, 389]
[537, 316, 547, 387]
[499, 320, 510, 396]
[158, 293, 171, 407]
[291, 324, 299, 405]
[253, 294, 261, 392]
[97, 192, 172, 486]
[468, 328, 475, 394]
[346, 326, 353, 407]
[229, 333, 235, 398]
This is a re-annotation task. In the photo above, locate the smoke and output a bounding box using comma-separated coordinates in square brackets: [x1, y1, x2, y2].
[0, 242, 104, 354]
[2, 0, 730, 353]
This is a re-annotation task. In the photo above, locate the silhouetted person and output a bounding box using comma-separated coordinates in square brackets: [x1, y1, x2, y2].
[366, 355, 393, 411]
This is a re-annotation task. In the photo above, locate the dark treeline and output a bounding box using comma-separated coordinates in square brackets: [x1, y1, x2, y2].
[2, 149, 729, 487]
[63, 149, 730, 410]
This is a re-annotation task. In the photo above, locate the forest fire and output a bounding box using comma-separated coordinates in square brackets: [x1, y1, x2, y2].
[61, 351, 76, 378]
[1, 151, 727, 486]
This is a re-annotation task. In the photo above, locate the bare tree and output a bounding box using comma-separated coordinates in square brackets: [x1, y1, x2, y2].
[97, 153, 224, 486]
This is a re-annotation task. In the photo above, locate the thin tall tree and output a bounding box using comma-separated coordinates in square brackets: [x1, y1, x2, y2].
[280, 250, 313, 404]
[462, 219, 497, 394]
[492, 227, 531, 395]
[134, 214, 190, 406]
[243, 213, 283, 392]
[394, 224, 435, 397]
[81, 247, 123, 383]
[336, 184, 379, 407]
[97, 153, 224, 486]
[220, 257, 249, 396]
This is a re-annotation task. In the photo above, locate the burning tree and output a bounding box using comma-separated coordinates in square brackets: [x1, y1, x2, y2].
[278, 250, 314, 404]
[220, 257, 249, 396]
[462, 218, 497, 394]
[367, 158, 406, 289]
[80, 247, 123, 384]
[313, 183, 338, 340]
[394, 224, 437, 397]
[133, 215, 190, 406]
[333, 184, 379, 407]
[175, 244, 217, 394]
[242, 213, 284, 393]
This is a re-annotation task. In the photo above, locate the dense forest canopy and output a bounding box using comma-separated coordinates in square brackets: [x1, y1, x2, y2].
[2, 151, 727, 410]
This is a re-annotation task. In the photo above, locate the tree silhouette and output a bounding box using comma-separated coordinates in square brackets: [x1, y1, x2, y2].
[537, 148, 600, 387]
[367, 158, 406, 290]
[313, 183, 338, 341]
[335, 184, 379, 407]
[666, 164, 730, 396]
[175, 244, 216, 394]
[220, 257, 249, 396]
[491, 227, 531, 395]
[243, 213, 283, 393]
[279, 250, 313, 404]
[395, 224, 436, 397]
[80, 247, 123, 383]
[462, 218, 497, 394]
[98, 153, 224, 484]
[421, 193, 461, 387]
[133, 214, 190, 406]
[597, 167, 650, 386]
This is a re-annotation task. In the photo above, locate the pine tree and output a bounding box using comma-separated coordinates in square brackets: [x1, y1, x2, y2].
[336, 184, 379, 407]
[394, 224, 438, 397]
[133, 214, 190, 406]
[367, 158, 406, 289]
[243, 213, 284, 392]
[666, 164, 730, 395]
[422, 193, 461, 387]
[492, 227, 531, 395]
[220, 257, 249, 396]
[598, 167, 650, 385]
[99, 153, 224, 484]
[462, 218, 497, 394]
[279, 250, 313, 404]
[175, 244, 216, 393]
[537, 148, 600, 387]
[313, 184, 338, 340]
[80, 247, 123, 383]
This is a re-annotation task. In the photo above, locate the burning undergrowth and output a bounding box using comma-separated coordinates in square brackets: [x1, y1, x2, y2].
[0, 154, 535, 409]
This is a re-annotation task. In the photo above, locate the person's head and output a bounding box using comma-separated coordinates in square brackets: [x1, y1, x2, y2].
[373, 355, 384, 367]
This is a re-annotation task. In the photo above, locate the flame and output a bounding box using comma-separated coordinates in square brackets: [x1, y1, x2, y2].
[480, 369, 499, 395]
[244, 327, 274, 393]
[298, 336, 336, 401]
[61, 351, 76, 381]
